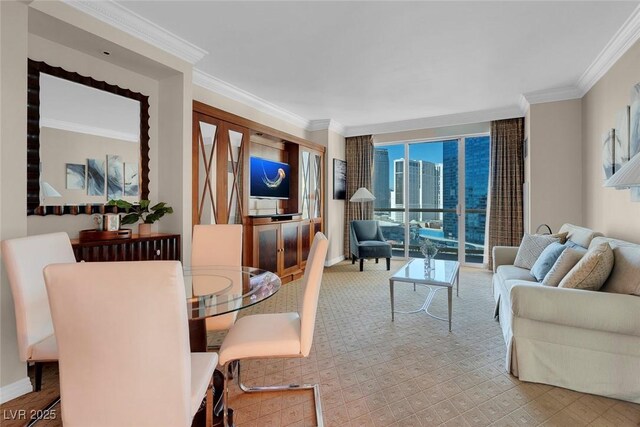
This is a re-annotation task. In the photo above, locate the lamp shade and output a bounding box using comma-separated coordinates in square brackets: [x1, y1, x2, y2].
[349, 187, 376, 203]
[605, 153, 640, 189]
[42, 181, 62, 197]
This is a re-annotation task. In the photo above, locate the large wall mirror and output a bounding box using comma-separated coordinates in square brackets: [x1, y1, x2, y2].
[27, 60, 150, 215]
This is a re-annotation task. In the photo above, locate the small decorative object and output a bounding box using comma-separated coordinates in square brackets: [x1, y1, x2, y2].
[102, 213, 121, 231]
[333, 159, 347, 200]
[420, 238, 438, 273]
[108, 199, 173, 236]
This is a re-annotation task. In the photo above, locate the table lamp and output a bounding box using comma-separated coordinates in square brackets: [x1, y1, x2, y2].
[605, 153, 640, 201]
[350, 187, 376, 218]
[604, 154, 640, 189]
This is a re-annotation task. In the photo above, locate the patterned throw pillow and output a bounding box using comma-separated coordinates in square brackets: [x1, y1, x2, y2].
[542, 247, 586, 287]
[559, 243, 614, 291]
[530, 242, 568, 281]
[514, 234, 560, 270]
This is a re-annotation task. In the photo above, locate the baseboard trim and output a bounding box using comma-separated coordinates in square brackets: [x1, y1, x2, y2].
[325, 255, 345, 267]
[0, 377, 33, 404]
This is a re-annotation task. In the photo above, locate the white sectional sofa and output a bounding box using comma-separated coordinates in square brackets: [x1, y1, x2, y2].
[493, 224, 640, 403]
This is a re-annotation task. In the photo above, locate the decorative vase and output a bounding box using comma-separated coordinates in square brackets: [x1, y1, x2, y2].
[424, 256, 433, 274]
[138, 223, 152, 236]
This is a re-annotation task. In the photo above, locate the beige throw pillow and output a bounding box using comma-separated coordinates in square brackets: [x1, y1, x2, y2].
[514, 234, 560, 270]
[559, 243, 614, 291]
[542, 247, 585, 287]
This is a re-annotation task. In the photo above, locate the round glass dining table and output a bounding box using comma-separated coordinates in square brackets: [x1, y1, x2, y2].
[184, 266, 281, 352]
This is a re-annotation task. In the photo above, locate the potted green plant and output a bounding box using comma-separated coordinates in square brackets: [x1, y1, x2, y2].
[107, 199, 173, 236]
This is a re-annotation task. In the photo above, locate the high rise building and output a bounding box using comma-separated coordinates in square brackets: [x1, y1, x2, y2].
[392, 159, 441, 222]
[373, 149, 390, 209]
[442, 136, 490, 245]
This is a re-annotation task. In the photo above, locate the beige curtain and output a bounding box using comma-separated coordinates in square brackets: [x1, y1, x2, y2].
[343, 135, 374, 258]
[487, 118, 525, 270]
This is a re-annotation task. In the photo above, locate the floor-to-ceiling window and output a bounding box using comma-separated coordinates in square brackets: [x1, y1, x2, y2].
[373, 135, 490, 265]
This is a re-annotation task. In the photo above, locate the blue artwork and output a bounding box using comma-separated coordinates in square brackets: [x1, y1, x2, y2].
[107, 154, 123, 200]
[631, 83, 640, 158]
[87, 158, 105, 196]
[124, 163, 139, 197]
[66, 163, 85, 190]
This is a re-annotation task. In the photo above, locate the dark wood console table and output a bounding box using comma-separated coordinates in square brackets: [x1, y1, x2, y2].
[71, 233, 181, 262]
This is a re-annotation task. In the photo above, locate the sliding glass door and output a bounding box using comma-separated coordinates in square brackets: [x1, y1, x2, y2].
[373, 135, 490, 266]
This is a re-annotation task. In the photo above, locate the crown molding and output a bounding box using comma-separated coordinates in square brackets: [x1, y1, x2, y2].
[522, 85, 582, 107]
[577, 4, 640, 96]
[518, 94, 530, 114]
[307, 119, 346, 135]
[193, 69, 312, 130]
[62, 0, 207, 64]
[41, 118, 139, 142]
[343, 106, 522, 137]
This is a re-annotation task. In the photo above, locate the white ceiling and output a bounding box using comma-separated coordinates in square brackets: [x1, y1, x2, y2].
[114, 1, 638, 132]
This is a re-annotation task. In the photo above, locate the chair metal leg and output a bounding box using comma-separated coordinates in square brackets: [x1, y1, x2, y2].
[222, 362, 231, 427]
[236, 360, 324, 427]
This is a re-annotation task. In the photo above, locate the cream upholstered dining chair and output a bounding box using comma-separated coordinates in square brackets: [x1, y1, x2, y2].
[43, 261, 217, 427]
[191, 224, 243, 344]
[1, 232, 76, 392]
[219, 232, 329, 427]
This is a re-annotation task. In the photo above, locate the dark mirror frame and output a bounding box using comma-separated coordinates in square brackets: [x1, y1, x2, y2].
[27, 59, 150, 216]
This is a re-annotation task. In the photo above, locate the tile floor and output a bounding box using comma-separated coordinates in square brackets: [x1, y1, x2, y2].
[2, 260, 639, 426]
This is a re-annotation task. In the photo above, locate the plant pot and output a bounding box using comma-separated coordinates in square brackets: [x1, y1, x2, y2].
[138, 223, 152, 236]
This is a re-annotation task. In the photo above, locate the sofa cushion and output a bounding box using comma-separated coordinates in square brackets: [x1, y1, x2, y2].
[559, 224, 603, 249]
[542, 247, 586, 287]
[591, 237, 640, 296]
[559, 243, 614, 291]
[514, 234, 560, 270]
[531, 242, 567, 281]
[496, 265, 536, 283]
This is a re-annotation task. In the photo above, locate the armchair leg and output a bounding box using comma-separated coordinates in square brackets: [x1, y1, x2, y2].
[386, 258, 390, 270]
[375, 258, 379, 263]
[34, 362, 43, 392]
[360, 259, 364, 272]
[352, 255, 355, 264]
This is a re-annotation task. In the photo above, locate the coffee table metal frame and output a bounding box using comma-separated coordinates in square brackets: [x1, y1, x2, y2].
[389, 258, 460, 331]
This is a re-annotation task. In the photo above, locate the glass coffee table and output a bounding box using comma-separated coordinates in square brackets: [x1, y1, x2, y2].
[389, 258, 460, 331]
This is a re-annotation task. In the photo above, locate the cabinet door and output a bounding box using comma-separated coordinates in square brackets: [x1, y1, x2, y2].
[281, 222, 300, 275]
[254, 224, 279, 273]
[300, 220, 312, 268]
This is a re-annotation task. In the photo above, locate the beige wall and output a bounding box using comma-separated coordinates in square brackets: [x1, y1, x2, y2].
[308, 129, 346, 265]
[1, 0, 31, 402]
[528, 99, 583, 234]
[27, 33, 161, 238]
[582, 39, 640, 242]
[39, 127, 140, 206]
[1, 1, 192, 397]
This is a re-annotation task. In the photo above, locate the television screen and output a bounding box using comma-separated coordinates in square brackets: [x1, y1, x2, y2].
[250, 157, 291, 199]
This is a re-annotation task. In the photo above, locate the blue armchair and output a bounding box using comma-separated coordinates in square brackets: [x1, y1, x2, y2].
[350, 220, 392, 271]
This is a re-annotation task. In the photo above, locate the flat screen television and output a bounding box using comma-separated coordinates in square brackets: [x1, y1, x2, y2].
[249, 157, 291, 199]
